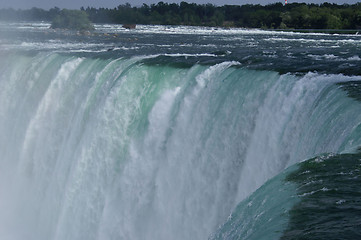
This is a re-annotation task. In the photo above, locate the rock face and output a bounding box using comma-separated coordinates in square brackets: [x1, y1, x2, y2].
[51, 9, 94, 31]
[122, 24, 136, 29]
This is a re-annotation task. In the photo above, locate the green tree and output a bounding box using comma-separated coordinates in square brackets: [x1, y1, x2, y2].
[51, 9, 94, 30]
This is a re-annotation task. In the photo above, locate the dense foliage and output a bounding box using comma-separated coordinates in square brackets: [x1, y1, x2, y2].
[51, 9, 94, 30]
[1, 2, 361, 29]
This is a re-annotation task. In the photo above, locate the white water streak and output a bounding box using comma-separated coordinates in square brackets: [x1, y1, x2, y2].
[1, 54, 361, 240]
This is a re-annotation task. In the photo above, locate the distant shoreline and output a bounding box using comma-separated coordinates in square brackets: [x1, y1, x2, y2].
[1, 2, 361, 32]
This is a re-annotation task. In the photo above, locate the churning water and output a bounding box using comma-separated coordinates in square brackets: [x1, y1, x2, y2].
[0, 22, 360, 239]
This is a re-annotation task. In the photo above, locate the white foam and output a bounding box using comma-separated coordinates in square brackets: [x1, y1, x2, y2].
[348, 55, 361, 61]
[163, 53, 218, 57]
[17, 41, 109, 51]
[195, 61, 240, 89]
[336, 199, 346, 204]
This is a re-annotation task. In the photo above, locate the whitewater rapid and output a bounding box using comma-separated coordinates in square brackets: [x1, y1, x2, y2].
[0, 50, 361, 240]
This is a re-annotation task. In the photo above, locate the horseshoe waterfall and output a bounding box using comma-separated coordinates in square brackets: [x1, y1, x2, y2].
[0, 23, 361, 240]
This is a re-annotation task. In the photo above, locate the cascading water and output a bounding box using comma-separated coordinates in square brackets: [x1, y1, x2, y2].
[1, 23, 361, 240]
[1, 52, 361, 240]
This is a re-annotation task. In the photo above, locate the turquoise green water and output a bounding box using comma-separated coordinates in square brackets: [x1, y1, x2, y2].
[282, 153, 361, 239]
[211, 165, 299, 240]
[212, 153, 361, 240]
[0, 23, 361, 240]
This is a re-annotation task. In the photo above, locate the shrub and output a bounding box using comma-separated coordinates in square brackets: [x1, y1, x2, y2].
[51, 9, 94, 31]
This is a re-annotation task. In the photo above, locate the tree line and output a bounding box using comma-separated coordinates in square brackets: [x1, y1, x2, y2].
[1, 2, 361, 29]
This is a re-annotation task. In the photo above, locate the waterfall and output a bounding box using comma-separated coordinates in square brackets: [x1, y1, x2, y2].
[1, 52, 361, 240]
